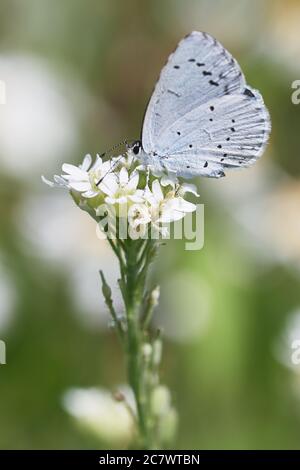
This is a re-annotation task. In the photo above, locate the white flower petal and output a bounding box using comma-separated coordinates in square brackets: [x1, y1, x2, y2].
[82, 190, 99, 198]
[80, 154, 92, 172]
[99, 174, 119, 196]
[128, 204, 151, 231]
[145, 193, 159, 207]
[159, 198, 196, 223]
[62, 163, 87, 179]
[128, 194, 144, 203]
[104, 196, 116, 205]
[175, 198, 197, 213]
[119, 167, 129, 186]
[69, 181, 91, 192]
[92, 155, 103, 171]
[54, 175, 69, 186]
[126, 172, 139, 191]
[111, 155, 125, 168]
[135, 164, 146, 171]
[102, 161, 113, 173]
[159, 211, 185, 223]
[152, 180, 164, 202]
[181, 183, 199, 197]
[160, 173, 178, 188]
[41, 175, 55, 187]
[115, 196, 128, 204]
[62, 173, 89, 182]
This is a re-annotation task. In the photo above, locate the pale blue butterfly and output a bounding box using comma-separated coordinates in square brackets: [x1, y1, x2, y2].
[128, 31, 271, 179]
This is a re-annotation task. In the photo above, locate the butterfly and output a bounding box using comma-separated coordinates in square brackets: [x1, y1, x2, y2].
[127, 31, 271, 179]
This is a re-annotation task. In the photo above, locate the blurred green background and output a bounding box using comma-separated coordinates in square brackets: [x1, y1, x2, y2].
[1, 0, 300, 449]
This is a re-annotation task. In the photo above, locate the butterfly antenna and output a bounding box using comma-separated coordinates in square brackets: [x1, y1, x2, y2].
[99, 140, 128, 159]
[96, 152, 127, 187]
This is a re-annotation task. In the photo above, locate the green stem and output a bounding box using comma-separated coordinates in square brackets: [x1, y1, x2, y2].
[99, 270, 124, 343]
[124, 239, 151, 448]
[103, 235, 159, 449]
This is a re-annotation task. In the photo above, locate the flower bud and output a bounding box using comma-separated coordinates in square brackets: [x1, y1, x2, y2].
[158, 408, 178, 445]
[150, 286, 160, 307]
[152, 338, 163, 366]
[142, 343, 152, 360]
[151, 385, 171, 417]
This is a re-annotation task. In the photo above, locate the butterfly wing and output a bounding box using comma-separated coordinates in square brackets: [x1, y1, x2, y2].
[153, 87, 271, 178]
[142, 31, 270, 178]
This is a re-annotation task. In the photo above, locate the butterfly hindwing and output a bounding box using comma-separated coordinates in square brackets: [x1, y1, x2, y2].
[154, 87, 271, 178]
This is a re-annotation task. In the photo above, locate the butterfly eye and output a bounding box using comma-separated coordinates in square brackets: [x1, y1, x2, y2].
[132, 141, 142, 155]
[126, 140, 142, 155]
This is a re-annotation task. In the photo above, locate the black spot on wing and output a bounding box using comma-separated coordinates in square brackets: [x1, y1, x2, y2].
[167, 89, 181, 98]
[244, 87, 255, 98]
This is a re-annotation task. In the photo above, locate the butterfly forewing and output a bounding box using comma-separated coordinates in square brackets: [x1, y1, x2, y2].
[141, 31, 270, 178]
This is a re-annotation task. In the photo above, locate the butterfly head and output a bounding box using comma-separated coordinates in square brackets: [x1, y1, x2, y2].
[126, 140, 143, 157]
[126, 140, 163, 174]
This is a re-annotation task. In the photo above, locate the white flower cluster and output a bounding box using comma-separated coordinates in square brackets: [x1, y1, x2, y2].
[42, 151, 199, 238]
[62, 386, 135, 446]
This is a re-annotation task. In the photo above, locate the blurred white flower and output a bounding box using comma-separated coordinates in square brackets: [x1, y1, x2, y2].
[150, 385, 177, 446]
[0, 54, 80, 178]
[206, 162, 300, 273]
[0, 264, 16, 332]
[274, 309, 300, 373]
[62, 386, 135, 446]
